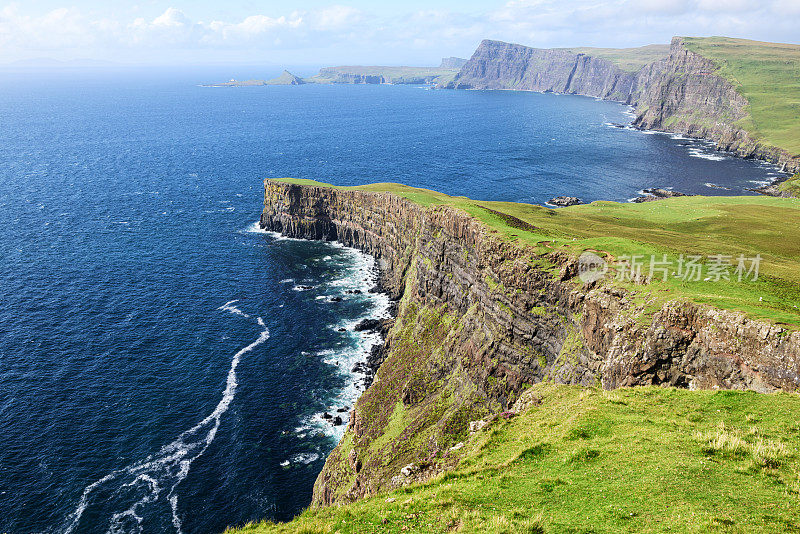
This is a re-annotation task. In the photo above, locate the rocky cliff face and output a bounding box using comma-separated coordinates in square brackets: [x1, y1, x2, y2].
[447, 40, 637, 102]
[447, 37, 799, 174]
[262, 180, 800, 505]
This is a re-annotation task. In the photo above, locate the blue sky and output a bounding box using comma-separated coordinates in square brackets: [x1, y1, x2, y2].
[2, 1, 799, 66]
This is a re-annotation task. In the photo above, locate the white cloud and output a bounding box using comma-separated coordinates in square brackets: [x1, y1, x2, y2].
[0, 1, 797, 65]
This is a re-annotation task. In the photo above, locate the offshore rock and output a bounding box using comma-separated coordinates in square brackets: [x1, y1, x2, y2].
[548, 196, 583, 207]
[632, 188, 689, 203]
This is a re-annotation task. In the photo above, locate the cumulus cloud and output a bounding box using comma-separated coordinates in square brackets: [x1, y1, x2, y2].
[0, 1, 798, 65]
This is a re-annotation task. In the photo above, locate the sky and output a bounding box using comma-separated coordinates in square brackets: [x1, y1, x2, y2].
[2, 0, 800, 67]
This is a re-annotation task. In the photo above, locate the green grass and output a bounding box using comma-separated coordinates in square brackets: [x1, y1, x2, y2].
[228, 384, 800, 533]
[561, 44, 670, 72]
[273, 179, 800, 327]
[682, 36, 800, 156]
[780, 174, 800, 197]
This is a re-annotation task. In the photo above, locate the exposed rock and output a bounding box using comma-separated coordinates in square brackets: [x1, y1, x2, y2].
[400, 464, 419, 477]
[354, 318, 382, 332]
[548, 196, 583, 207]
[632, 188, 690, 203]
[469, 420, 489, 433]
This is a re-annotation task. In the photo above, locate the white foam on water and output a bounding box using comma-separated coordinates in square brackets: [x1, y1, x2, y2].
[294, 246, 392, 442]
[688, 148, 726, 161]
[59, 308, 270, 534]
[218, 300, 250, 319]
[243, 221, 268, 234]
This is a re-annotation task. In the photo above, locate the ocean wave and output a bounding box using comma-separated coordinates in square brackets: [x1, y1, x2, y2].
[688, 148, 726, 161]
[59, 309, 270, 534]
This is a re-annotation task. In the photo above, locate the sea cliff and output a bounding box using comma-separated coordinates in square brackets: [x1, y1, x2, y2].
[260, 180, 800, 506]
[446, 37, 799, 174]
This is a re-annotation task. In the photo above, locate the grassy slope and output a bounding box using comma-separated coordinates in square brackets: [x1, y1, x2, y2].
[682, 37, 800, 156]
[275, 179, 800, 327]
[230, 384, 800, 533]
[560, 44, 670, 72]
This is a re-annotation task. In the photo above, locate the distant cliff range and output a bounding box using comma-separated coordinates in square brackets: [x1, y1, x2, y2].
[205, 57, 468, 88]
[445, 37, 800, 175]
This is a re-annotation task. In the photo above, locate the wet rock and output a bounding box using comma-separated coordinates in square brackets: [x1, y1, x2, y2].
[354, 318, 381, 332]
[633, 188, 690, 203]
[548, 196, 583, 207]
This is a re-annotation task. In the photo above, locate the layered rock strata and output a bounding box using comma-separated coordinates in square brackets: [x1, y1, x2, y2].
[261, 180, 800, 505]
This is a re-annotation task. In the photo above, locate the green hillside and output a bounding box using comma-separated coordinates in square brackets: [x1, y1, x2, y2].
[682, 36, 800, 156]
[229, 384, 800, 533]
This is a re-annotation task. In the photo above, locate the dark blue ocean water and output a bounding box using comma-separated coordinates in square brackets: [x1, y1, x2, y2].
[0, 68, 784, 534]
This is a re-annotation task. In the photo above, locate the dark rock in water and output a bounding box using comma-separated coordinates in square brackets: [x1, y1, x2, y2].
[548, 196, 583, 207]
[633, 188, 691, 203]
[354, 318, 381, 332]
[337, 406, 350, 413]
[333, 416, 344, 426]
[330, 296, 343, 302]
[338, 327, 346, 332]
[323, 412, 332, 419]
[346, 289, 362, 294]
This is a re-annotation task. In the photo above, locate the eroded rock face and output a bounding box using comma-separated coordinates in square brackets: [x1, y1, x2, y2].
[261, 181, 800, 506]
[446, 37, 799, 174]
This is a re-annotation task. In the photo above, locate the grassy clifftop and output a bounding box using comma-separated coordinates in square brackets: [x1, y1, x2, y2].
[230, 384, 800, 533]
[561, 44, 670, 72]
[275, 179, 800, 327]
[682, 37, 800, 157]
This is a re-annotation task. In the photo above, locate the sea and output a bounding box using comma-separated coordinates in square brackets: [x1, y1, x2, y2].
[0, 66, 786, 533]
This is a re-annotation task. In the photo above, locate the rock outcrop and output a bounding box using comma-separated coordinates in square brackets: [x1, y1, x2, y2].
[446, 37, 799, 174]
[632, 188, 690, 203]
[548, 196, 583, 207]
[261, 180, 800, 506]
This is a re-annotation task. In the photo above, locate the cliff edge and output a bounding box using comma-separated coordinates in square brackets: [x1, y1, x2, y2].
[260, 179, 800, 507]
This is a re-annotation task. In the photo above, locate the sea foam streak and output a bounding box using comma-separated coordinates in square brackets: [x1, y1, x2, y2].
[60, 307, 269, 534]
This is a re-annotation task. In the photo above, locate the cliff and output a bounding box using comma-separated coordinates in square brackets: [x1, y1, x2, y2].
[446, 37, 800, 175]
[261, 180, 800, 506]
[439, 57, 468, 69]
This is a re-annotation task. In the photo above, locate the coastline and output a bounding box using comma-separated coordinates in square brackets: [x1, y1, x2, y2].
[251, 222, 396, 444]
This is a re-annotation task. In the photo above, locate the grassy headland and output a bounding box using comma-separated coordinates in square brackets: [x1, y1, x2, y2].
[682, 37, 800, 157]
[274, 179, 800, 327]
[230, 384, 800, 533]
